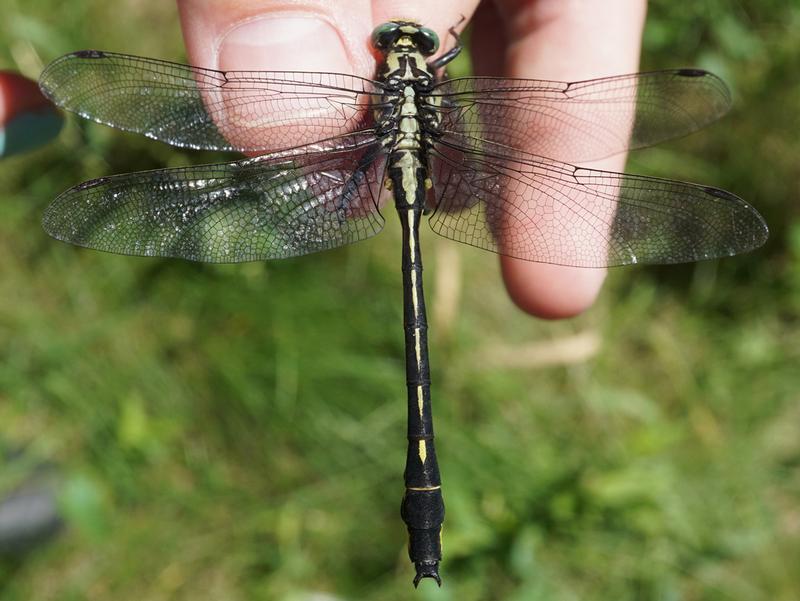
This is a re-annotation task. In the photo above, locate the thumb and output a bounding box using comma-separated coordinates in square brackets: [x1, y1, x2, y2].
[177, 0, 376, 77]
[177, 0, 377, 152]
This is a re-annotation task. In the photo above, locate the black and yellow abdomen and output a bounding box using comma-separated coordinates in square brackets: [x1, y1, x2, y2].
[375, 24, 446, 586]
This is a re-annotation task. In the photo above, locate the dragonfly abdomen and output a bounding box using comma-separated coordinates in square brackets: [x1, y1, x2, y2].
[396, 198, 444, 587]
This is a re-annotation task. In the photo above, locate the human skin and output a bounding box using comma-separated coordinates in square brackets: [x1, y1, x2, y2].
[8, 0, 646, 317]
[177, 0, 647, 319]
[0, 72, 62, 158]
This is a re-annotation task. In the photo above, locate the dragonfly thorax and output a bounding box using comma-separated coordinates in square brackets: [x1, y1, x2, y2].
[372, 21, 437, 90]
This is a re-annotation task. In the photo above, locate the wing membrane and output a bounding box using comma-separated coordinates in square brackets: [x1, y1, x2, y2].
[432, 70, 731, 163]
[39, 51, 382, 152]
[429, 142, 767, 267]
[43, 136, 386, 262]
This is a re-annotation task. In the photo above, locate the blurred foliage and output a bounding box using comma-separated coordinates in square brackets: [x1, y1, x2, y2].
[0, 1, 798, 600]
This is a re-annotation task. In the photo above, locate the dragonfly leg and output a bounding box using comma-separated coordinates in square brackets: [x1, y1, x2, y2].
[429, 16, 465, 69]
[337, 143, 383, 213]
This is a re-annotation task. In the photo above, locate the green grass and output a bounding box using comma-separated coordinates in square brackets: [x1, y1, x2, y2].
[1, 1, 799, 599]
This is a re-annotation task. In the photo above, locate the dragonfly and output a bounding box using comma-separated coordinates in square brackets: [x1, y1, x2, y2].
[39, 20, 768, 587]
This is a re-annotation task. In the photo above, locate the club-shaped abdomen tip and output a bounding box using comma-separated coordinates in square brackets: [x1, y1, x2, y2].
[413, 560, 441, 587]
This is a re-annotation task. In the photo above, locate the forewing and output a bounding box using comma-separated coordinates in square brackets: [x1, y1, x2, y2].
[432, 70, 731, 163]
[428, 143, 767, 267]
[43, 137, 387, 262]
[39, 51, 382, 152]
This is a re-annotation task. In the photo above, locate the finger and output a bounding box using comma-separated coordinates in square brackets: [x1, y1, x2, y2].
[178, 0, 479, 78]
[177, 1, 478, 152]
[178, 0, 377, 75]
[177, 0, 379, 151]
[0, 72, 62, 158]
[478, 0, 647, 318]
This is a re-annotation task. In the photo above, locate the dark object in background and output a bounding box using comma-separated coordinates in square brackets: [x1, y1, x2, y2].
[0, 456, 62, 555]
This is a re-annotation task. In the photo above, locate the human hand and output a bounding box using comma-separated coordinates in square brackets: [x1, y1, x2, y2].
[176, 0, 646, 319]
[0, 72, 62, 158]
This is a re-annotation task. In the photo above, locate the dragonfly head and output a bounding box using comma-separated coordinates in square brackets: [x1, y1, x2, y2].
[371, 21, 440, 56]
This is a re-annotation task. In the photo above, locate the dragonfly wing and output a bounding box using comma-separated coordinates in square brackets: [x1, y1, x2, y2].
[39, 51, 382, 152]
[432, 70, 731, 163]
[428, 142, 767, 267]
[43, 136, 387, 262]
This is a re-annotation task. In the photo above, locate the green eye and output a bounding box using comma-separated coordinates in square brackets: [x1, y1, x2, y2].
[417, 28, 439, 55]
[371, 22, 399, 49]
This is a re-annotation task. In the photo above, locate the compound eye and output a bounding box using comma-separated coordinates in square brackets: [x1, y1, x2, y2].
[371, 22, 400, 49]
[415, 28, 439, 55]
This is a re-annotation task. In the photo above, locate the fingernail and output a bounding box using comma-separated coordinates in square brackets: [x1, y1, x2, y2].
[0, 109, 63, 158]
[217, 16, 351, 73]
